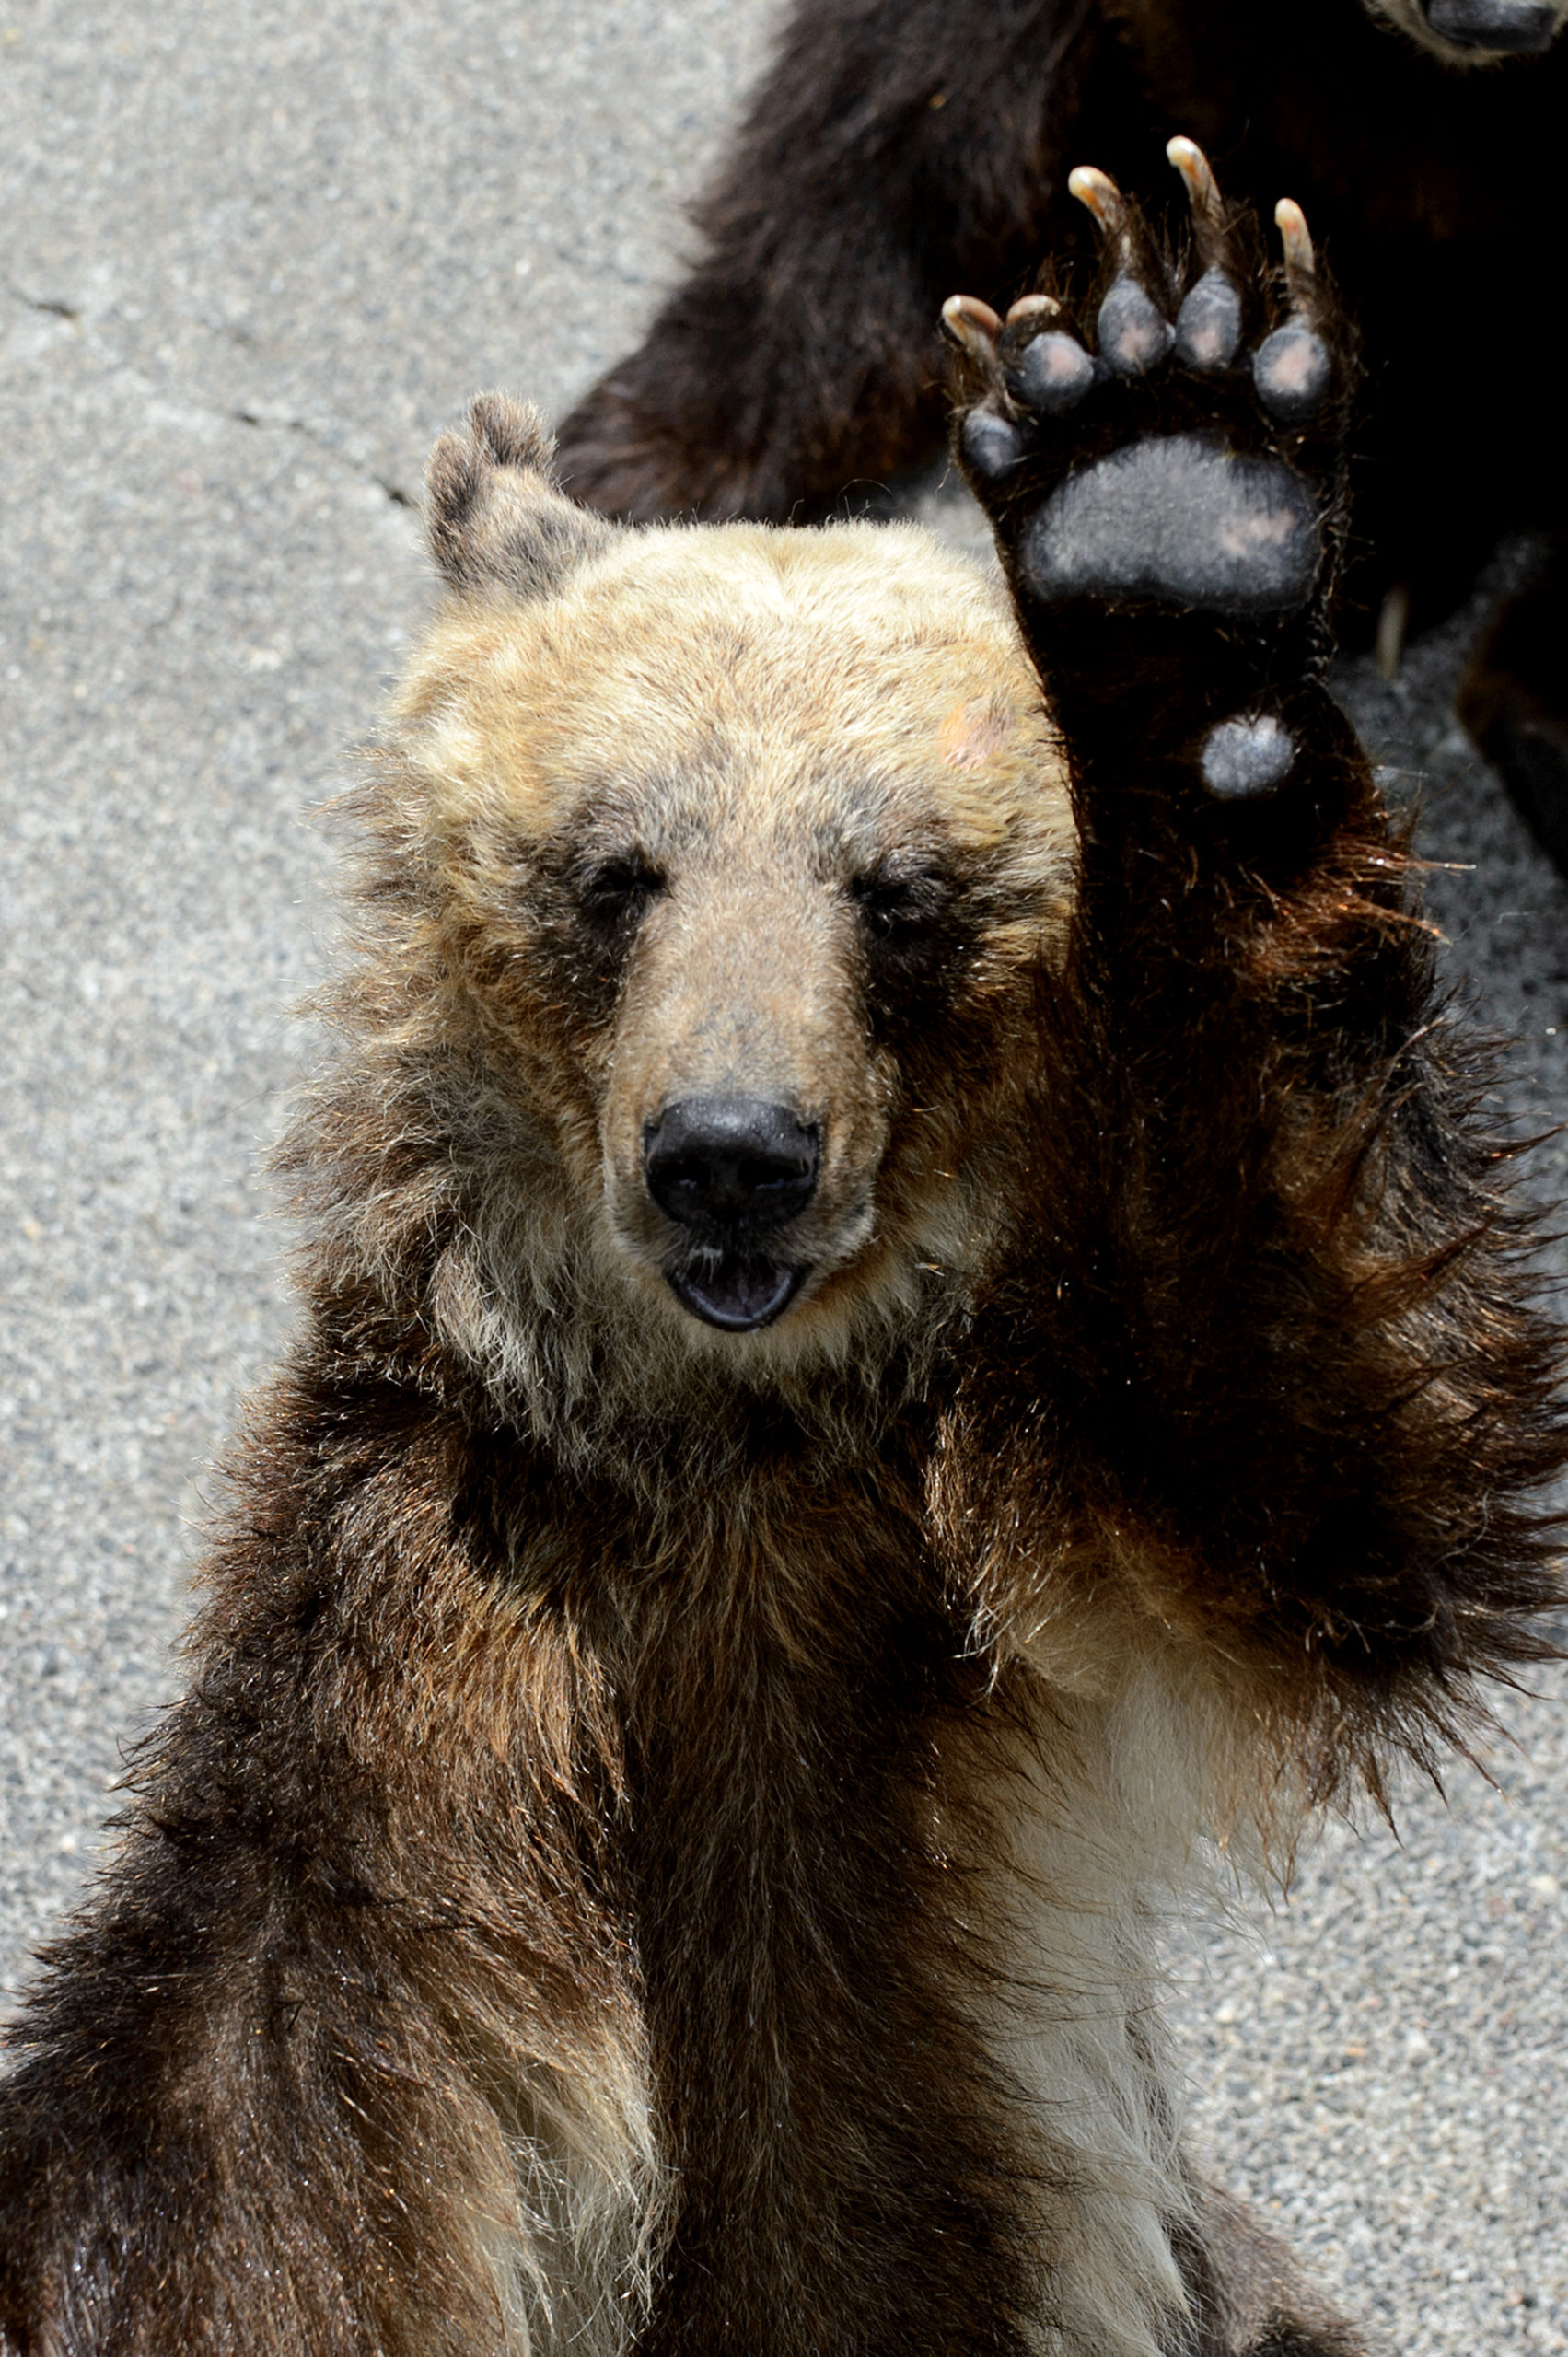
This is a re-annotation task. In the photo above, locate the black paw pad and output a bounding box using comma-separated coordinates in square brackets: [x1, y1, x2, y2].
[1200, 713, 1296, 798]
[1252, 324, 1332, 423]
[1010, 332, 1097, 415]
[1097, 277, 1174, 377]
[1018, 436, 1321, 614]
[961, 408, 1029, 481]
[1427, 0, 1558, 51]
[1174, 270, 1242, 373]
[946, 148, 1347, 626]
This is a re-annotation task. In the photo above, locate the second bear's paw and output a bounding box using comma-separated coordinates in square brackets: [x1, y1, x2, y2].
[947, 142, 1352, 621]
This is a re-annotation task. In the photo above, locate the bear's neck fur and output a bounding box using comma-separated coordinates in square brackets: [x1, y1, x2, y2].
[184, 1261, 1191, 2357]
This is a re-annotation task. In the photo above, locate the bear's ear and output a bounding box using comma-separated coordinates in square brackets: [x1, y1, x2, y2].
[424, 393, 614, 601]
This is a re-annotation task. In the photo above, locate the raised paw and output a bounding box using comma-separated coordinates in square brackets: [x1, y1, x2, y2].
[945, 142, 1353, 625]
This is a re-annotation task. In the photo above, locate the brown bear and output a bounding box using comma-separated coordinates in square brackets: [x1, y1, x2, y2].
[0, 152, 1562, 2357]
[553, 0, 1568, 877]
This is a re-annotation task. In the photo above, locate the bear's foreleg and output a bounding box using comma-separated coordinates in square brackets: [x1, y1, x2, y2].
[0, 1380, 660, 2356]
[944, 142, 1564, 1784]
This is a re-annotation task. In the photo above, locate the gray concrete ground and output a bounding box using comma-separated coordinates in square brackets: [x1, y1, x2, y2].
[1, 2, 1564, 2348]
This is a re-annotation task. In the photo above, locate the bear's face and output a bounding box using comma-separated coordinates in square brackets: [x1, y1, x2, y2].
[1361, 0, 1566, 63]
[388, 444, 1072, 1399]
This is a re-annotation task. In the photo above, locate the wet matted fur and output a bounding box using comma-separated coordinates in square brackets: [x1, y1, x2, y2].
[0, 157, 1563, 2354]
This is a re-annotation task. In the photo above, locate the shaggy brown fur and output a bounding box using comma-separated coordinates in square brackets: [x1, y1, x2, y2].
[0, 157, 1562, 2354]
[553, 0, 1568, 875]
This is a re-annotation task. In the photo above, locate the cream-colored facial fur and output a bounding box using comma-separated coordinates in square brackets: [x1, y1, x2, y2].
[338, 517, 1074, 1446]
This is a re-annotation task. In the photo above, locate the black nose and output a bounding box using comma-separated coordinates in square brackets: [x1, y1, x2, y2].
[1423, 0, 1558, 47]
[644, 1097, 819, 1234]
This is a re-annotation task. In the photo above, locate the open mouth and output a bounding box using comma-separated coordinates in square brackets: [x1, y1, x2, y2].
[667, 1254, 805, 1332]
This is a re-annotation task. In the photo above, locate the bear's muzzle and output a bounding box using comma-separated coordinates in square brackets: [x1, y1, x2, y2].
[644, 1096, 819, 1330]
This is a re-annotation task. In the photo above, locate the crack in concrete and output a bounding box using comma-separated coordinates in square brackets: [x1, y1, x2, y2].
[2, 276, 415, 509]
[228, 407, 416, 507]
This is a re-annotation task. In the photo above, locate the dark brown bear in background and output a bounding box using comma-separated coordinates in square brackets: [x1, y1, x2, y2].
[1, 149, 1563, 2356]
[556, 0, 1568, 876]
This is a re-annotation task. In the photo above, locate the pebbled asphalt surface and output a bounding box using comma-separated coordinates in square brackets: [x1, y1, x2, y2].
[1, 3, 1565, 2349]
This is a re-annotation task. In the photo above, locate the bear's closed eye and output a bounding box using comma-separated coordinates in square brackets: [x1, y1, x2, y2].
[850, 865, 952, 946]
[576, 854, 668, 926]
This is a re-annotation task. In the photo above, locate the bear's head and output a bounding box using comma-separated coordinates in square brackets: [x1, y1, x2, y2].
[313, 400, 1073, 1449]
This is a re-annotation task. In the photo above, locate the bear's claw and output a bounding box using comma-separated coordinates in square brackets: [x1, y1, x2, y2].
[947, 142, 1349, 623]
[940, 293, 1004, 368]
[1166, 136, 1227, 261]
